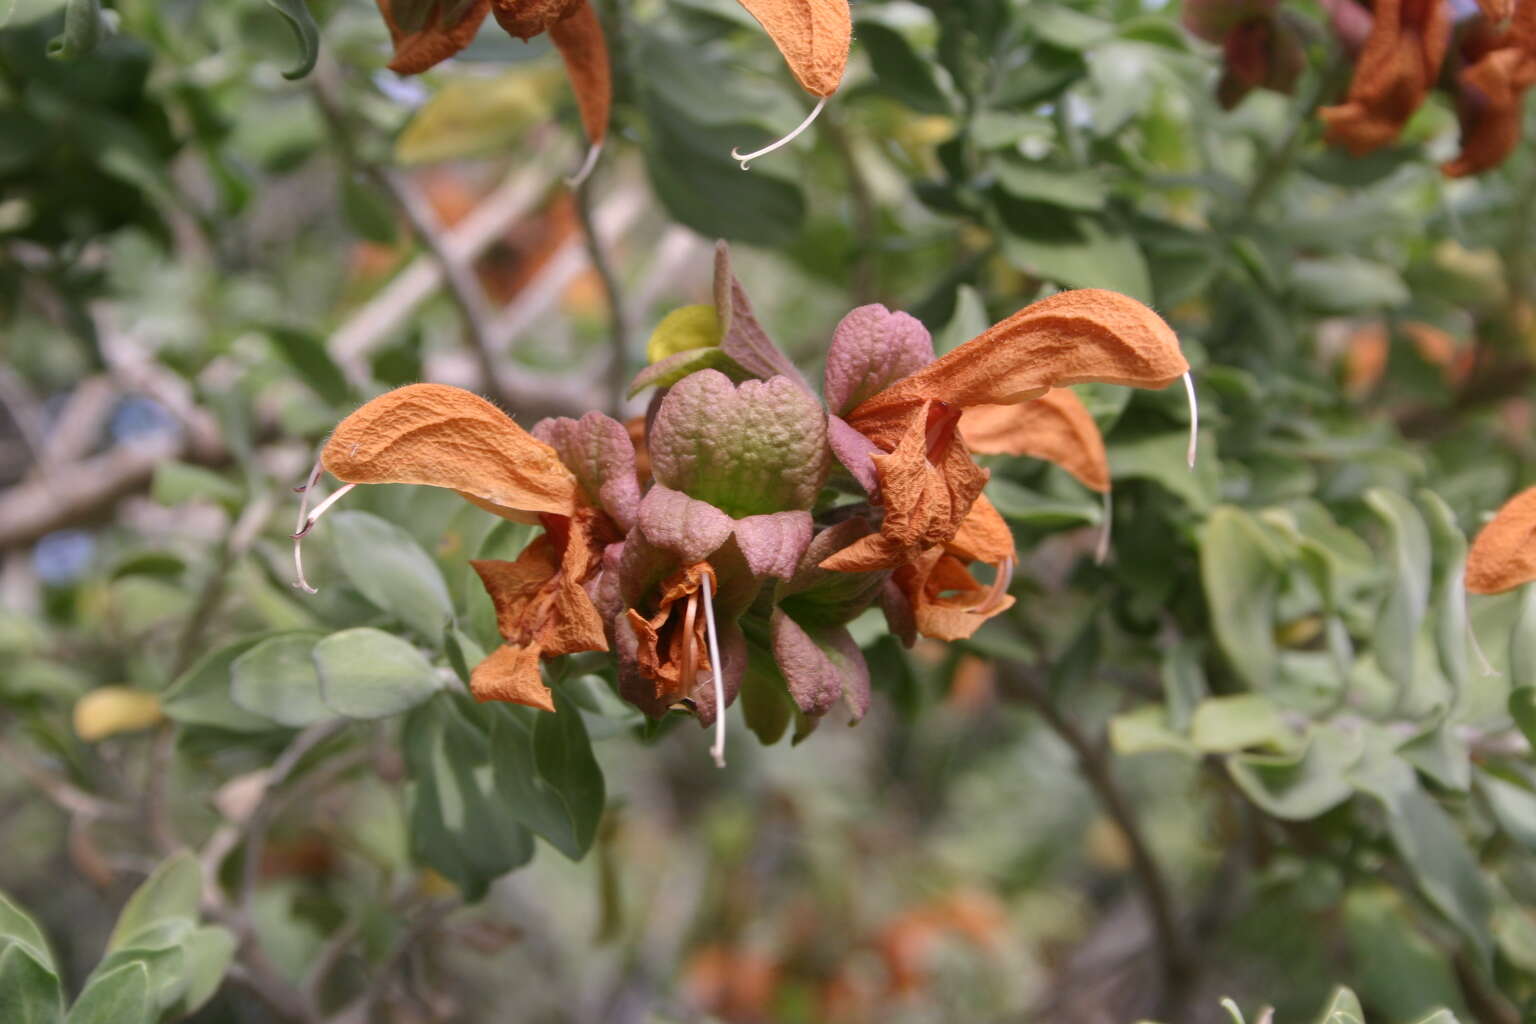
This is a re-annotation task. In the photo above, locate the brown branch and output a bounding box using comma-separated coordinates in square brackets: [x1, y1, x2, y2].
[998, 666, 1196, 1015]
[572, 174, 632, 418]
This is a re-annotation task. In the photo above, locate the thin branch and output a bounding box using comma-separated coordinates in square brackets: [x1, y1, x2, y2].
[573, 174, 632, 418]
[240, 720, 351, 914]
[999, 666, 1196, 1014]
[0, 737, 134, 822]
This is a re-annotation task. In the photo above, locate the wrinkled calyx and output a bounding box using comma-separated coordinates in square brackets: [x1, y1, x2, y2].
[302, 242, 1190, 761]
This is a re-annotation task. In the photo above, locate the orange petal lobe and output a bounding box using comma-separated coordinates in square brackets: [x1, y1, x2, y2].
[549, 0, 611, 147]
[734, 0, 851, 97]
[946, 495, 1015, 566]
[375, 0, 490, 75]
[960, 389, 1110, 493]
[470, 643, 555, 711]
[1467, 486, 1536, 594]
[850, 289, 1186, 447]
[491, 0, 580, 39]
[322, 383, 579, 522]
[1319, 0, 1451, 155]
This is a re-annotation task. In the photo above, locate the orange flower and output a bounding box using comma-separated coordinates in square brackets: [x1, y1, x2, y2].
[1320, 0, 1451, 155]
[1443, 1, 1536, 177]
[1466, 485, 1536, 594]
[311, 384, 634, 711]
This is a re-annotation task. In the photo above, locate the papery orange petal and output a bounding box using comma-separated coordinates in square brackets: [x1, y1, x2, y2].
[469, 643, 554, 711]
[1443, 46, 1536, 177]
[849, 289, 1186, 447]
[946, 494, 1015, 565]
[1467, 486, 1536, 594]
[376, 0, 490, 75]
[323, 383, 579, 522]
[491, 0, 580, 39]
[960, 390, 1110, 493]
[1319, 0, 1450, 155]
[892, 550, 1016, 642]
[549, 0, 611, 148]
[734, 0, 851, 97]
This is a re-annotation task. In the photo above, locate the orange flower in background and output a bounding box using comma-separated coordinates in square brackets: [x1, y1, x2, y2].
[313, 384, 631, 710]
[1321, 0, 1451, 155]
[1443, 0, 1536, 176]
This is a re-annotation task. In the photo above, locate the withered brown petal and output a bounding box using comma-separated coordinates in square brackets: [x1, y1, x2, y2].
[892, 550, 1015, 642]
[960, 389, 1110, 493]
[322, 383, 579, 522]
[376, 0, 490, 75]
[1443, 47, 1536, 177]
[1319, 0, 1451, 155]
[549, 0, 611, 147]
[946, 494, 1015, 566]
[1466, 486, 1536, 594]
[734, 0, 851, 97]
[491, 0, 579, 39]
[849, 289, 1187, 446]
[470, 643, 555, 711]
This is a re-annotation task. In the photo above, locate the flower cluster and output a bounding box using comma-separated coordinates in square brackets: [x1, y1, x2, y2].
[296, 244, 1192, 762]
[371, 0, 852, 181]
[1188, 0, 1536, 178]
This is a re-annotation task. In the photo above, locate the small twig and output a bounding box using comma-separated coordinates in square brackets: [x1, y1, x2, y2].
[349, 899, 460, 1018]
[240, 721, 350, 914]
[999, 666, 1195, 1014]
[573, 173, 632, 418]
[0, 737, 134, 821]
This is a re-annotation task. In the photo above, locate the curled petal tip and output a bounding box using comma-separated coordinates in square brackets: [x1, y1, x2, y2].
[1182, 372, 1199, 469]
[730, 96, 828, 171]
[566, 140, 603, 189]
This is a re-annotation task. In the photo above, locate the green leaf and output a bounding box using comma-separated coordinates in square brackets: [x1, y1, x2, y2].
[1189, 694, 1293, 753]
[1420, 491, 1471, 696]
[856, 21, 950, 114]
[1343, 887, 1466, 1023]
[1199, 506, 1289, 690]
[0, 942, 63, 1024]
[934, 284, 990, 356]
[1509, 586, 1536, 693]
[106, 851, 200, 953]
[1292, 256, 1409, 312]
[162, 633, 287, 732]
[1227, 723, 1358, 819]
[150, 461, 242, 508]
[1109, 431, 1219, 512]
[0, 892, 54, 971]
[1349, 735, 1492, 959]
[1108, 705, 1197, 757]
[264, 326, 350, 406]
[329, 511, 454, 642]
[65, 962, 149, 1024]
[230, 633, 334, 728]
[176, 925, 236, 1016]
[89, 934, 186, 1014]
[992, 197, 1151, 301]
[1479, 774, 1536, 851]
[1312, 986, 1364, 1024]
[992, 158, 1106, 211]
[313, 627, 443, 719]
[395, 69, 560, 165]
[402, 695, 534, 900]
[261, 0, 319, 79]
[1365, 489, 1432, 696]
[1510, 684, 1536, 751]
[1159, 638, 1206, 730]
[1021, 3, 1113, 49]
[489, 689, 606, 860]
[340, 177, 397, 246]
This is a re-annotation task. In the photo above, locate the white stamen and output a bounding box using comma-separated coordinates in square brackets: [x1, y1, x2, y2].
[290, 479, 356, 594]
[566, 140, 603, 189]
[700, 572, 726, 768]
[731, 96, 828, 170]
[1182, 371, 1199, 469]
[1095, 489, 1113, 565]
[1468, 620, 1500, 677]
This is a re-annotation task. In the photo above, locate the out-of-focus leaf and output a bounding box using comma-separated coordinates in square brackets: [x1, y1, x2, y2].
[162, 634, 286, 733]
[265, 326, 350, 406]
[72, 687, 162, 741]
[1480, 774, 1536, 850]
[489, 689, 605, 860]
[106, 851, 200, 953]
[175, 925, 236, 1017]
[1109, 431, 1219, 511]
[1199, 506, 1289, 690]
[65, 962, 148, 1024]
[396, 68, 561, 164]
[261, 0, 319, 79]
[1160, 638, 1206, 730]
[329, 511, 454, 642]
[1365, 489, 1432, 704]
[1397, 718, 1470, 791]
[0, 894, 53, 972]
[88, 930, 186, 1014]
[340, 177, 397, 246]
[230, 633, 334, 728]
[1292, 256, 1409, 312]
[933, 283, 989, 356]
[1189, 694, 1293, 753]
[856, 21, 950, 114]
[1108, 704, 1197, 756]
[150, 461, 242, 508]
[1509, 586, 1536, 693]
[47, 0, 101, 60]
[1021, 3, 1112, 49]
[1343, 887, 1466, 1022]
[992, 158, 1105, 211]
[313, 627, 443, 719]
[1228, 723, 1358, 818]
[1312, 986, 1364, 1024]
[0, 942, 62, 1024]
[992, 196, 1151, 301]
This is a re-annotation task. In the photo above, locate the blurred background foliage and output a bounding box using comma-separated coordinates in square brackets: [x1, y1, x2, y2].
[5, 0, 1536, 1020]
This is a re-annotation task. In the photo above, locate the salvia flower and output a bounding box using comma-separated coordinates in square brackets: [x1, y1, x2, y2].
[299, 243, 1192, 764]
[1320, 0, 1452, 155]
[1183, 0, 1307, 109]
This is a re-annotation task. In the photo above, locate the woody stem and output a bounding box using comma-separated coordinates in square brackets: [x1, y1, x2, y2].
[573, 172, 632, 419]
